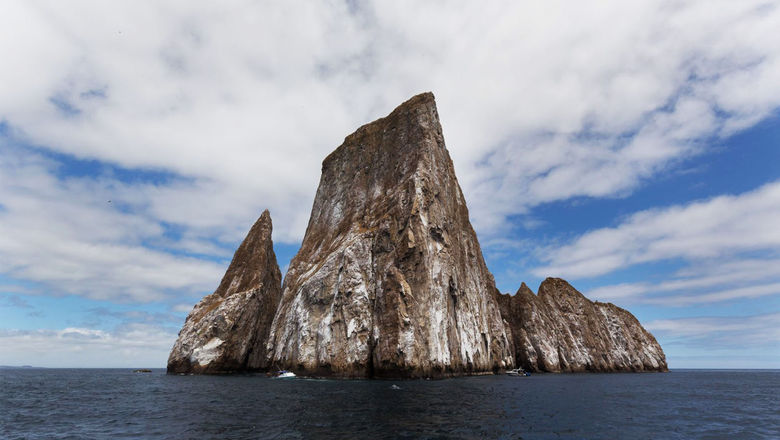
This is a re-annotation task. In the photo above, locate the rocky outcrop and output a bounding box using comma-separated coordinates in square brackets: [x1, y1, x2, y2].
[493, 278, 667, 372]
[265, 92, 514, 377]
[167, 210, 283, 374]
[167, 92, 667, 377]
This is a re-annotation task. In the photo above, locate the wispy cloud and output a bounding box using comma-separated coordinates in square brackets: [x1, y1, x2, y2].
[535, 181, 780, 279]
[0, 146, 225, 303]
[646, 313, 780, 348]
[1, 294, 33, 309]
[587, 258, 780, 306]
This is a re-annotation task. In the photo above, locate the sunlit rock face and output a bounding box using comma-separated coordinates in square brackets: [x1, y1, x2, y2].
[167, 210, 283, 374]
[493, 278, 668, 373]
[167, 93, 667, 377]
[265, 92, 514, 377]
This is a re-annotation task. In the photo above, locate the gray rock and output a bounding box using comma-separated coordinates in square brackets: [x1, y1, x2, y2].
[265, 92, 514, 377]
[493, 278, 668, 372]
[167, 210, 283, 374]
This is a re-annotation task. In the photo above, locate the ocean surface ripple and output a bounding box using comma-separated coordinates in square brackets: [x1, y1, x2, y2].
[1, 369, 777, 439]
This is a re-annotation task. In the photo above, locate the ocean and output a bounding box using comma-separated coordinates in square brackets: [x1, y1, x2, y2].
[1, 368, 777, 439]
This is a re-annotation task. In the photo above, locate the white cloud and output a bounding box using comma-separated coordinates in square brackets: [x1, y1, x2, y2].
[0, 0, 779, 310]
[645, 312, 780, 368]
[1, 1, 779, 368]
[0, 323, 177, 368]
[0, 146, 225, 303]
[540, 182, 780, 309]
[0, 0, 778, 243]
[588, 258, 780, 306]
[535, 181, 780, 279]
[646, 313, 780, 348]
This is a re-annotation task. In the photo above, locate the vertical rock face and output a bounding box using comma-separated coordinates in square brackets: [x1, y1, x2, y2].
[167, 210, 283, 374]
[265, 92, 514, 377]
[167, 93, 667, 376]
[494, 278, 667, 372]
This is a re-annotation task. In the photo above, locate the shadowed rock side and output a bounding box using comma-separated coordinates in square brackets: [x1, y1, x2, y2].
[167, 210, 283, 374]
[265, 92, 514, 377]
[493, 278, 668, 373]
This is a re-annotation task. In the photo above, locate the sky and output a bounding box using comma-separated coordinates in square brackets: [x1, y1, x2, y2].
[0, 0, 778, 369]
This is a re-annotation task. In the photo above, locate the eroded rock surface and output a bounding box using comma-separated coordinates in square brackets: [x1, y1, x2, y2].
[265, 92, 514, 377]
[167, 93, 667, 377]
[493, 278, 667, 372]
[167, 210, 283, 374]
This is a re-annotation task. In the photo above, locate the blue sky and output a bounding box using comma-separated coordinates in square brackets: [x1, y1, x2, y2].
[0, 1, 778, 368]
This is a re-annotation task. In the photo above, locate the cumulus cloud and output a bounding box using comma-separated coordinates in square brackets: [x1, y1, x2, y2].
[1, 1, 780, 310]
[1, 0, 779, 242]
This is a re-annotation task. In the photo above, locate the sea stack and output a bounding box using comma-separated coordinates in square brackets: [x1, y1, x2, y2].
[493, 278, 668, 372]
[168, 92, 667, 377]
[167, 210, 283, 374]
[265, 92, 514, 377]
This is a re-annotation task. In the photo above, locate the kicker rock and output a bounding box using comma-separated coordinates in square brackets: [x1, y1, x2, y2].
[167, 210, 283, 374]
[265, 92, 514, 377]
[493, 278, 667, 373]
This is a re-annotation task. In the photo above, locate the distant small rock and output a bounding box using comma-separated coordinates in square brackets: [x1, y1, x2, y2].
[132, 369, 152, 373]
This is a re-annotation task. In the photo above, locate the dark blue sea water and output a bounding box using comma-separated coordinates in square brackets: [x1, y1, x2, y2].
[1, 369, 777, 439]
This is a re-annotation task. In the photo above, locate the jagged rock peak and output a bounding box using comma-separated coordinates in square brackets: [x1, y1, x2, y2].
[167, 210, 283, 374]
[516, 282, 534, 297]
[538, 277, 581, 298]
[266, 92, 514, 378]
[213, 209, 275, 298]
[493, 277, 667, 373]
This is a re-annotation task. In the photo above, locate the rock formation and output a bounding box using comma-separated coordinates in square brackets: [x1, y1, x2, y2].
[167, 210, 283, 374]
[493, 278, 667, 372]
[168, 92, 667, 376]
[264, 92, 514, 377]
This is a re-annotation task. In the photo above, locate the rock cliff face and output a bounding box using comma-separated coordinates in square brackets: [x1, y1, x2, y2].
[167, 210, 283, 374]
[168, 92, 667, 376]
[265, 92, 514, 377]
[493, 278, 667, 372]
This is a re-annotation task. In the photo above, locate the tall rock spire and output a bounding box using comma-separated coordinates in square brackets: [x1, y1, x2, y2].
[265, 92, 514, 377]
[167, 210, 283, 374]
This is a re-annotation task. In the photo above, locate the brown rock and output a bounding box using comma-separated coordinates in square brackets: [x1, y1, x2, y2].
[493, 278, 668, 372]
[166, 93, 668, 377]
[167, 210, 283, 374]
[265, 92, 514, 377]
